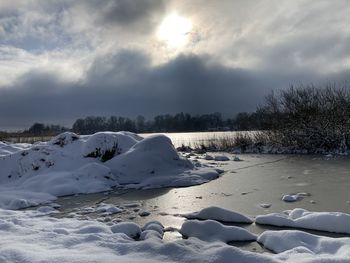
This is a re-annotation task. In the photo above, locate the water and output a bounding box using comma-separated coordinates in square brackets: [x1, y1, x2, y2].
[142, 131, 243, 148]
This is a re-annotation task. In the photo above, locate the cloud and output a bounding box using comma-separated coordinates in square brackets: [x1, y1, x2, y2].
[2, 49, 348, 129]
[0, 0, 350, 129]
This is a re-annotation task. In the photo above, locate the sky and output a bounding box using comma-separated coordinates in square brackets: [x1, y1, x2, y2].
[0, 0, 350, 129]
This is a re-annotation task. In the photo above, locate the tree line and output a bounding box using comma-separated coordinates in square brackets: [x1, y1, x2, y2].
[0, 112, 263, 139]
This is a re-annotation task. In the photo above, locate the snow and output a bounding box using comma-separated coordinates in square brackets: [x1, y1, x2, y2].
[256, 208, 350, 234]
[180, 219, 257, 242]
[258, 230, 350, 262]
[105, 135, 221, 188]
[110, 222, 142, 238]
[0, 208, 350, 262]
[0, 132, 221, 209]
[184, 206, 253, 223]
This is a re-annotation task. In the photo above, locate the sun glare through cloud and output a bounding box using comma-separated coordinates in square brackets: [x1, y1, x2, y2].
[157, 13, 192, 48]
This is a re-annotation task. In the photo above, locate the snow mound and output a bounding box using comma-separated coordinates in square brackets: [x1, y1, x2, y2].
[184, 206, 253, 223]
[256, 208, 350, 234]
[105, 135, 221, 188]
[82, 131, 141, 161]
[0, 132, 221, 209]
[258, 230, 350, 261]
[180, 219, 257, 242]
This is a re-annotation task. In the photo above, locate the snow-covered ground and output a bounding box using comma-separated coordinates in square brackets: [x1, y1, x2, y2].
[0, 132, 221, 209]
[1, 208, 350, 262]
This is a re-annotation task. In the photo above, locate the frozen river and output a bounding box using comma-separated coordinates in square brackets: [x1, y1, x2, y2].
[53, 153, 350, 252]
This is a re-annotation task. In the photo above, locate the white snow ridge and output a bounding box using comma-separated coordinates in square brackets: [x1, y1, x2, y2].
[0, 132, 221, 209]
[256, 208, 350, 234]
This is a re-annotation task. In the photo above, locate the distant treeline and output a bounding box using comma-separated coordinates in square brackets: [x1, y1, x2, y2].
[0, 112, 263, 139]
[72, 113, 237, 134]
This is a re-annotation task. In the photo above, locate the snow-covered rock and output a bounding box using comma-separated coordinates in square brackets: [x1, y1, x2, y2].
[0, 132, 221, 209]
[180, 219, 257, 242]
[184, 206, 253, 223]
[256, 208, 350, 234]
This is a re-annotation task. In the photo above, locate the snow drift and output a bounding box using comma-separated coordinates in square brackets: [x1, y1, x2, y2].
[0, 132, 221, 209]
[256, 208, 350, 234]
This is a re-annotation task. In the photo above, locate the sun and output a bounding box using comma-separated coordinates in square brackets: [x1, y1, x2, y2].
[157, 14, 192, 48]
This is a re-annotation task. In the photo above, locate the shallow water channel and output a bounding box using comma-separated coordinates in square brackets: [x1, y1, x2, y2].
[50, 153, 350, 253]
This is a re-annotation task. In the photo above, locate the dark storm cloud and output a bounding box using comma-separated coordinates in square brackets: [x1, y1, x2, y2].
[0, 51, 269, 128]
[0, 47, 349, 129]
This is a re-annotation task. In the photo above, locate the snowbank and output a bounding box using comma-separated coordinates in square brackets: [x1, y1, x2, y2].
[256, 208, 350, 234]
[180, 219, 257, 242]
[184, 206, 253, 223]
[0, 132, 221, 209]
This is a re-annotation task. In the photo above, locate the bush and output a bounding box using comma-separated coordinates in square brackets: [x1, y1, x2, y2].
[259, 83, 350, 153]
